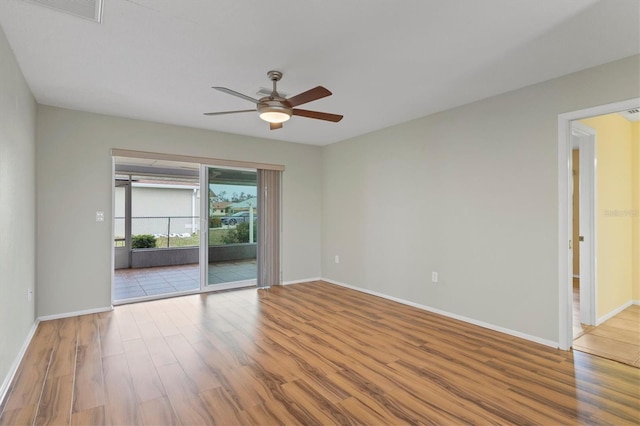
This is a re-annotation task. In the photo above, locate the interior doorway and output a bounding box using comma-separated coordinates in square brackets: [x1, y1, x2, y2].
[558, 98, 640, 355]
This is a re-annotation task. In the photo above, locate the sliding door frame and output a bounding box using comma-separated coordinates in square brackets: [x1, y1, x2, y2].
[112, 149, 284, 302]
[199, 164, 263, 292]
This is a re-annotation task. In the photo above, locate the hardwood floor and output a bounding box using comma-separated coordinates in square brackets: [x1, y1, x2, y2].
[574, 304, 640, 367]
[572, 278, 640, 367]
[1, 281, 639, 425]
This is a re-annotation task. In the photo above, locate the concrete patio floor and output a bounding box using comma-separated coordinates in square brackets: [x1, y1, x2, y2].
[113, 260, 256, 301]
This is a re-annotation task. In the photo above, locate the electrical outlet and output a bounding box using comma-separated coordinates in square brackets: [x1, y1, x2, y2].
[27, 288, 33, 301]
[335, 255, 340, 264]
[431, 272, 438, 283]
[96, 211, 104, 222]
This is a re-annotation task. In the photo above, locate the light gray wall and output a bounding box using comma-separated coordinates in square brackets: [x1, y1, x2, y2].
[0, 27, 37, 393]
[36, 107, 322, 317]
[321, 55, 640, 344]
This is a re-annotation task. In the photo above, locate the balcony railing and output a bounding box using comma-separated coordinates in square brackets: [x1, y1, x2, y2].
[115, 216, 200, 248]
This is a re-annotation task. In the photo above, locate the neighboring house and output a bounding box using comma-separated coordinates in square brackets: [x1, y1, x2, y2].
[210, 202, 231, 217]
[114, 181, 200, 237]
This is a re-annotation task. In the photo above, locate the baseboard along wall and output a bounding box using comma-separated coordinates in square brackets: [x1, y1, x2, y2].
[321, 278, 559, 349]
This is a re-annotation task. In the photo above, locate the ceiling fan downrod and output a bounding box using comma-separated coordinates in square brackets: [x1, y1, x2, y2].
[267, 70, 283, 99]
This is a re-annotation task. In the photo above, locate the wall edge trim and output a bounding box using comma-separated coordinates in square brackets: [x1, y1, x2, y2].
[0, 320, 40, 409]
[37, 306, 113, 322]
[281, 277, 321, 285]
[597, 300, 634, 325]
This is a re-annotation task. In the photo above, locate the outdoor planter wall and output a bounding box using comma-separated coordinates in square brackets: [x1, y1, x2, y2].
[209, 243, 256, 263]
[130, 243, 256, 268]
[131, 247, 199, 268]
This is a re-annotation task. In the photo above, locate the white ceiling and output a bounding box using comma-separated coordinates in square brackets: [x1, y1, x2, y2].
[1, 0, 639, 146]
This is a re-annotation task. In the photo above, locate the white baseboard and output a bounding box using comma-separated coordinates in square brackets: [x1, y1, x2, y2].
[597, 300, 633, 325]
[281, 277, 321, 286]
[38, 305, 113, 322]
[0, 320, 39, 407]
[322, 278, 558, 349]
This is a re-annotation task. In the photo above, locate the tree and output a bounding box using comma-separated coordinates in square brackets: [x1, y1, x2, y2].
[221, 221, 257, 244]
[231, 192, 252, 202]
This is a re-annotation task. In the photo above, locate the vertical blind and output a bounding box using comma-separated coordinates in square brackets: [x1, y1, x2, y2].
[257, 169, 281, 288]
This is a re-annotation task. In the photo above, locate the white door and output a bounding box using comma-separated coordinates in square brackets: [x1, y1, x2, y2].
[572, 123, 596, 326]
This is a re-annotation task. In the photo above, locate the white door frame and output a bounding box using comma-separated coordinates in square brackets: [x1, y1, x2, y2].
[199, 164, 258, 292]
[571, 122, 596, 327]
[199, 164, 208, 290]
[113, 178, 132, 270]
[557, 97, 639, 350]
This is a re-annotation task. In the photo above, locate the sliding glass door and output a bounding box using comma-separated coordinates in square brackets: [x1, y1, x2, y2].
[113, 150, 282, 304]
[200, 166, 258, 291]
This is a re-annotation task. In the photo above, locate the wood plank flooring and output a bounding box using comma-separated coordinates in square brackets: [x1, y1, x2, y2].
[573, 277, 640, 367]
[574, 304, 640, 367]
[1, 281, 639, 425]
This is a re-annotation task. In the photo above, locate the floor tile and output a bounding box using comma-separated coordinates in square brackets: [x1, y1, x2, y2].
[145, 287, 176, 296]
[114, 261, 256, 301]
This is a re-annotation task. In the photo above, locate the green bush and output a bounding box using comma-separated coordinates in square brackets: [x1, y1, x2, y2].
[132, 234, 157, 249]
[209, 217, 222, 228]
[221, 221, 257, 244]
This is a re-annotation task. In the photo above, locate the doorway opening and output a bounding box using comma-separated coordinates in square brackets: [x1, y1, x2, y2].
[559, 98, 640, 366]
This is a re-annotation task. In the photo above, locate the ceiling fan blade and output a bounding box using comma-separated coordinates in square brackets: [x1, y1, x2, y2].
[213, 87, 259, 104]
[286, 86, 332, 107]
[270, 122, 283, 131]
[203, 109, 255, 116]
[292, 109, 343, 122]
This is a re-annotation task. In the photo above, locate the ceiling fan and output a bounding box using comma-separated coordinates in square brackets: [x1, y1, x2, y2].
[204, 70, 343, 130]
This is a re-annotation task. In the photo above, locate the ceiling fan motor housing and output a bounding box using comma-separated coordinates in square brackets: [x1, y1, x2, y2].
[258, 98, 292, 123]
[257, 71, 292, 123]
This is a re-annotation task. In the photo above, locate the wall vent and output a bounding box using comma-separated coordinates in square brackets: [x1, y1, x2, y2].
[618, 108, 640, 122]
[23, 0, 103, 23]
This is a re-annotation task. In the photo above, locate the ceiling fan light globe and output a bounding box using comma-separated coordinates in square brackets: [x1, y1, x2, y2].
[259, 110, 291, 123]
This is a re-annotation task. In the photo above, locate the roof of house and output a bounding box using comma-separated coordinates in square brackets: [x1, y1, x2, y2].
[229, 198, 257, 209]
